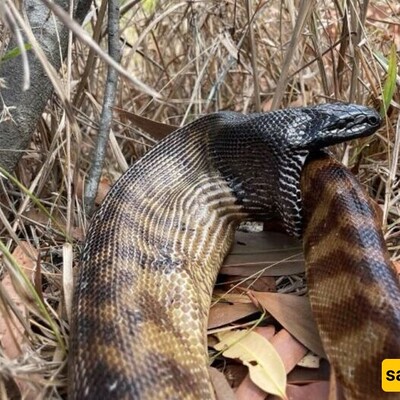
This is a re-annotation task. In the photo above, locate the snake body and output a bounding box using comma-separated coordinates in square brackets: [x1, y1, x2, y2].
[69, 103, 395, 399]
[301, 153, 400, 399]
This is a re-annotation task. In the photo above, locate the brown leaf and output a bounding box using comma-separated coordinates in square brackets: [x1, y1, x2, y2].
[75, 175, 111, 205]
[0, 276, 26, 360]
[393, 260, 400, 275]
[249, 291, 325, 357]
[255, 326, 276, 340]
[246, 276, 276, 292]
[221, 231, 304, 277]
[113, 107, 178, 140]
[12, 242, 37, 277]
[209, 367, 237, 400]
[208, 302, 259, 329]
[0, 242, 37, 358]
[262, 98, 273, 112]
[0, 242, 41, 399]
[235, 375, 268, 400]
[288, 359, 330, 384]
[283, 382, 330, 400]
[270, 329, 308, 373]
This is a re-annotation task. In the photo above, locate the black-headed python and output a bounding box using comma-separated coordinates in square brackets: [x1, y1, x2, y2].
[68, 103, 400, 399]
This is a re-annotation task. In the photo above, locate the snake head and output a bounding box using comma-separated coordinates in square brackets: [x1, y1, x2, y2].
[279, 103, 380, 236]
[210, 103, 381, 238]
[290, 103, 381, 150]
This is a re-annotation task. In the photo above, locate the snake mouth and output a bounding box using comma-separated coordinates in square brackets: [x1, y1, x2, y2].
[325, 113, 381, 137]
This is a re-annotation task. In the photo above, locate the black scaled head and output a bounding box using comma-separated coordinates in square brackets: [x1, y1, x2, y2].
[293, 102, 381, 150]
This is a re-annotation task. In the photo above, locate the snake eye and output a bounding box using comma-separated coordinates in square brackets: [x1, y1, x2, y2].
[335, 119, 351, 130]
[367, 115, 380, 125]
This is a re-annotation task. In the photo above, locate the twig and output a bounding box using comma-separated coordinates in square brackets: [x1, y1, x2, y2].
[348, 0, 369, 103]
[271, 0, 316, 110]
[84, 0, 121, 216]
[246, 0, 260, 112]
[73, 0, 108, 108]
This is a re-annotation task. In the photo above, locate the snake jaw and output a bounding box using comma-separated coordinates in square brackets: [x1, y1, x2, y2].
[271, 104, 381, 237]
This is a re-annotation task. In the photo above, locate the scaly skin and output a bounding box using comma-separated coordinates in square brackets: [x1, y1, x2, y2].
[301, 153, 400, 400]
[69, 103, 384, 399]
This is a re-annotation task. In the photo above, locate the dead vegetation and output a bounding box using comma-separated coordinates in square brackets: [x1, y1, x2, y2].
[0, 0, 399, 398]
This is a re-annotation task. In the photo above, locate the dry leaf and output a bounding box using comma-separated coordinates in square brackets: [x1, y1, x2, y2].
[269, 329, 308, 373]
[215, 330, 287, 399]
[75, 175, 111, 205]
[288, 359, 330, 384]
[255, 326, 276, 341]
[221, 231, 304, 277]
[235, 375, 267, 400]
[235, 328, 306, 400]
[208, 302, 258, 329]
[0, 243, 37, 358]
[297, 353, 321, 368]
[235, 327, 276, 400]
[245, 276, 276, 292]
[209, 367, 236, 400]
[250, 291, 325, 357]
[284, 382, 330, 400]
[0, 277, 26, 360]
[393, 260, 400, 275]
[113, 107, 178, 140]
[0, 242, 40, 399]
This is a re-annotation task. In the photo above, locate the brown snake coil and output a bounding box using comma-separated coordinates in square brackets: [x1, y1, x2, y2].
[301, 153, 400, 399]
[69, 104, 400, 399]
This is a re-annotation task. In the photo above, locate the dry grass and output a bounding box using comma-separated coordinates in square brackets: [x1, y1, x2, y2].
[0, 0, 399, 398]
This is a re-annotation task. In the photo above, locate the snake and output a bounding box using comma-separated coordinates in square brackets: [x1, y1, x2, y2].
[301, 152, 400, 399]
[68, 103, 400, 399]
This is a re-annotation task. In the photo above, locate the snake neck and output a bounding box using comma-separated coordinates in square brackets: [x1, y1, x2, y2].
[205, 113, 310, 236]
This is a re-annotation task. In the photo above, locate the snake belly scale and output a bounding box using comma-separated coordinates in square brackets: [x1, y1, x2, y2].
[69, 103, 390, 399]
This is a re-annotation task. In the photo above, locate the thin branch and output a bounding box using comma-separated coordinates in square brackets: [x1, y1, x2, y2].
[84, 0, 121, 215]
[246, 0, 260, 112]
[73, 0, 108, 108]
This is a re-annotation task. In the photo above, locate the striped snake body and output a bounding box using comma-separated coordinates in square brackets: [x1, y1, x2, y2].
[69, 103, 398, 399]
